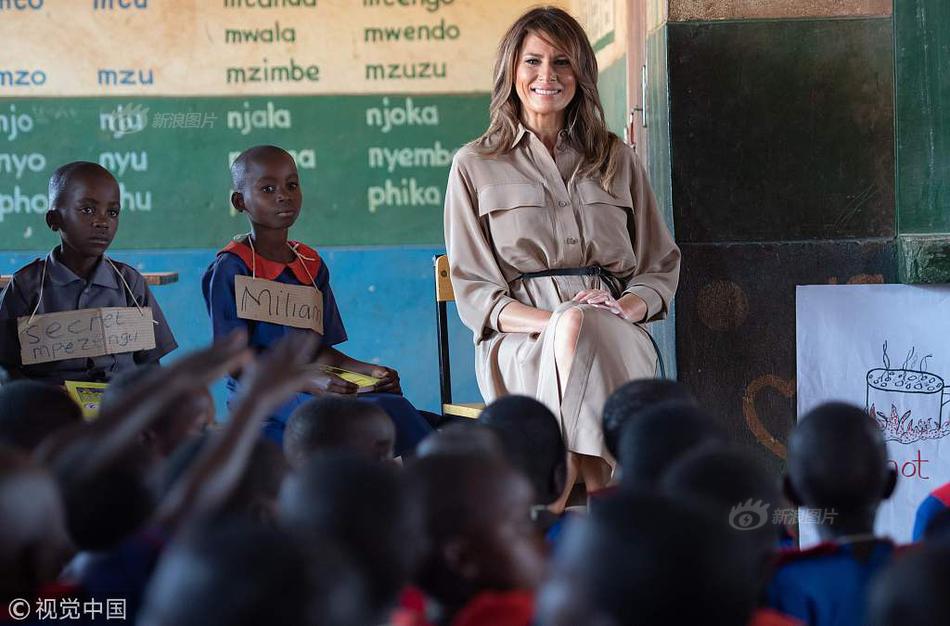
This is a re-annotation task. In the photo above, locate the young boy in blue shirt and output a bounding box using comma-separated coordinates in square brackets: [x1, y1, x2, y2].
[202, 145, 432, 450]
[766, 402, 899, 626]
[0, 162, 176, 385]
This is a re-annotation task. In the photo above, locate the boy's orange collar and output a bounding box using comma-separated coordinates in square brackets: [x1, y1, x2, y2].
[220, 238, 322, 285]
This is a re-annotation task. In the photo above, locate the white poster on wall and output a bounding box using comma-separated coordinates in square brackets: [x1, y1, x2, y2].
[796, 284, 950, 545]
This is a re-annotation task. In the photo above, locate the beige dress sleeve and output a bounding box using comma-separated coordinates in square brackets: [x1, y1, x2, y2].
[443, 150, 517, 342]
[620, 151, 680, 321]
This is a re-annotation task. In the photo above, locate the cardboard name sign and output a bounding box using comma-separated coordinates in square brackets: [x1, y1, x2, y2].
[235, 275, 323, 333]
[18, 307, 156, 366]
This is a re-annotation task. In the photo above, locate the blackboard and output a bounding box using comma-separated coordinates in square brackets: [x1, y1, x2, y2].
[0, 94, 488, 249]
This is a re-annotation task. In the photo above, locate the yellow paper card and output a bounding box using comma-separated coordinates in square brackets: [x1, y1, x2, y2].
[64, 380, 108, 420]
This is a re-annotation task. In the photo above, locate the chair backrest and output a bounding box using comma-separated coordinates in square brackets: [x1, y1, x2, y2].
[434, 255, 455, 303]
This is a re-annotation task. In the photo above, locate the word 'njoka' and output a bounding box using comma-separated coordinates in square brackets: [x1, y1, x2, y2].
[235, 274, 323, 334]
[18, 307, 156, 365]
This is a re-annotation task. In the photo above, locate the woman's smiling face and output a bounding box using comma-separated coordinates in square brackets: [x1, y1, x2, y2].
[515, 32, 577, 125]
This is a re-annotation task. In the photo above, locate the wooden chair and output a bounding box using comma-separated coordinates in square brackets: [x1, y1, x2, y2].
[434, 255, 484, 419]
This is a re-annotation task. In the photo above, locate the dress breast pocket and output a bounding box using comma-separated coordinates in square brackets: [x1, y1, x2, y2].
[477, 182, 551, 257]
[577, 179, 633, 239]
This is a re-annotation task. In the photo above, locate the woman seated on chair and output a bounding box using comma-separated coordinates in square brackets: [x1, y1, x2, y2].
[443, 7, 680, 511]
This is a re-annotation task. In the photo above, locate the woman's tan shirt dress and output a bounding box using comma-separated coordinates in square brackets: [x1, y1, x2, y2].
[444, 126, 681, 461]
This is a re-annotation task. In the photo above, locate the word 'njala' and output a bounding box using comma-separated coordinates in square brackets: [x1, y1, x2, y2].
[227, 101, 291, 135]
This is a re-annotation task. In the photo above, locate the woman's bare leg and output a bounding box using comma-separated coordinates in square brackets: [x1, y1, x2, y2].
[578, 455, 611, 492]
[552, 307, 584, 392]
[547, 307, 586, 513]
[548, 451, 578, 514]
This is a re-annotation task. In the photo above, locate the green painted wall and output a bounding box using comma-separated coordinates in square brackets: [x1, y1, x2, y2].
[0, 95, 488, 250]
[598, 56, 627, 138]
[895, 0, 950, 283]
[895, 0, 950, 234]
[645, 25, 677, 378]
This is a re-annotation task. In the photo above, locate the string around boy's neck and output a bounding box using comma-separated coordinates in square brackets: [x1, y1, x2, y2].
[244, 233, 319, 290]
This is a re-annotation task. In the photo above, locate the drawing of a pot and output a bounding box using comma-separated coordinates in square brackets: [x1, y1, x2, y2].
[866, 368, 950, 438]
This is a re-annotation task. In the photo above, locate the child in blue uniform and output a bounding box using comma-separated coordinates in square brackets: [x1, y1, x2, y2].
[202, 145, 432, 451]
[766, 402, 899, 626]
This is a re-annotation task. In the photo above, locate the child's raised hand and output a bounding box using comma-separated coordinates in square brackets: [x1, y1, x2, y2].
[369, 365, 402, 394]
[236, 333, 320, 411]
[304, 371, 359, 395]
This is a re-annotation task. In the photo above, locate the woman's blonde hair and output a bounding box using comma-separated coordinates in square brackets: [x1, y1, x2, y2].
[477, 6, 623, 191]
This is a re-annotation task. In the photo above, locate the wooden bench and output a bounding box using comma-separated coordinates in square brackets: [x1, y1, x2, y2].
[0, 271, 179, 289]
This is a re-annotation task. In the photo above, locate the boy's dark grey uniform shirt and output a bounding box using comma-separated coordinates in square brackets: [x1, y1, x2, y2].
[0, 250, 177, 384]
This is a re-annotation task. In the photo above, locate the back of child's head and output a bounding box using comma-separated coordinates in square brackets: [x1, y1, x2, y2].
[415, 421, 504, 458]
[160, 432, 286, 524]
[139, 517, 367, 626]
[0, 446, 72, 601]
[787, 402, 893, 512]
[284, 396, 394, 469]
[868, 542, 950, 626]
[537, 489, 758, 626]
[617, 401, 726, 486]
[101, 364, 213, 459]
[279, 452, 417, 619]
[479, 395, 566, 505]
[0, 380, 83, 452]
[230, 144, 294, 192]
[52, 440, 155, 551]
[406, 452, 544, 612]
[661, 445, 783, 562]
[222, 438, 287, 524]
[602, 379, 697, 457]
[48, 161, 116, 211]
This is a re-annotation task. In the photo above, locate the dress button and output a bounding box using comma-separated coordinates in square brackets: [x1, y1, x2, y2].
[558, 200, 568, 207]
[566, 237, 578, 245]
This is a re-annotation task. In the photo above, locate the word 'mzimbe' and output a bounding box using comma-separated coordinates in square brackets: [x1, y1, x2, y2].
[239, 282, 317, 324]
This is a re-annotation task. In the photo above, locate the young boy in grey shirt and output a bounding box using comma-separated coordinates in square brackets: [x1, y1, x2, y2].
[0, 162, 176, 384]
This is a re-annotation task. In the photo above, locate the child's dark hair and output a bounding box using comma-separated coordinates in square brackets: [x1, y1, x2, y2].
[868, 542, 950, 626]
[479, 395, 566, 505]
[539, 489, 758, 626]
[416, 421, 504, 458]
[0, 380, 83, 452]
[48, 161, 115, 211]
[787, 402, 894, 511]
[279, 452, 418, 620]
[52, 441, 155, 551]
[139, 518, 367, 626]
[617, 402, 726, 485]
[284, 396, 393, 467]
[602, 379, 696, 457]
[405, 452, 541, 611]
[230, 145, 293, 192]
[161, 433, 287, 523]
[661, 446, 783, 562]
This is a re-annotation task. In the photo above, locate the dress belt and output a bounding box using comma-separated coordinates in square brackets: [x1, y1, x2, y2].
[517, 265, 623, 299]
[515, 265, 667, 378]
